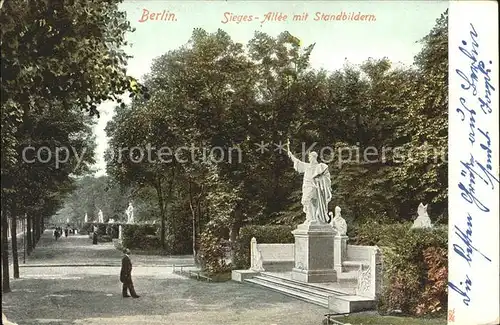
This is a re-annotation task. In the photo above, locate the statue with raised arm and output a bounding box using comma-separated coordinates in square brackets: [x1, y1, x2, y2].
[285, 139, 332, 224]
[126, 202, 134, 224]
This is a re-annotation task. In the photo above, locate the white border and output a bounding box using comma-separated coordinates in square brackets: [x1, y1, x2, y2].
[448, 1, 499, 324]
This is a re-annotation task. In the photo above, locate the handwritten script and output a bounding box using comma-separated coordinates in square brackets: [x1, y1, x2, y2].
[450, 22, 498, 307]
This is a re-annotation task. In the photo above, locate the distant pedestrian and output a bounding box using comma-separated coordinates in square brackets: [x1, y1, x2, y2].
[92, 230, 98, 245]
[120, 248, 140, 298]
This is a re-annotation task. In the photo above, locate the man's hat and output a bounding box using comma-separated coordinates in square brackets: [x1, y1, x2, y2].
[123, 248, 130, 254]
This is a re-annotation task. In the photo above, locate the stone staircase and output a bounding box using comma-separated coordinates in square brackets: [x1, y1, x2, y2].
[243, 271, 376, 313]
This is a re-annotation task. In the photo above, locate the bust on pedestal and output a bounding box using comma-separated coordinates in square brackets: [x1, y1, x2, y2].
[331, 206, 348, 274]
[286, 141, 336, 283]
[411, 203, 432, 229]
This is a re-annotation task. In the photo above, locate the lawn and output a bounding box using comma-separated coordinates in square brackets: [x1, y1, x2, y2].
[331, 314, 446, 325]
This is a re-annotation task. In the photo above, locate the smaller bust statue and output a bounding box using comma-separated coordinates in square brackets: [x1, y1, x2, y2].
[330, 206, 347, 236]
[412, 203, 432, 229]
[125, 202, 134, 224]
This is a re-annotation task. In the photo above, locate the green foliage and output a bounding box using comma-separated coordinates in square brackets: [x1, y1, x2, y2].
[1, 0, 148, 174]
[104, 11, 449, 254]
[122, 224, 161, 251]
[353, 221, 447, 316]
[198, 222, 231, 275]
[81, 223, 93, 234]
[233, 225, 295, 269]
[106, 224, 120, 239]
[416, 247, 448, 316]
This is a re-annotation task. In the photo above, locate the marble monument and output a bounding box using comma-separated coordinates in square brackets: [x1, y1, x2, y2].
[286, 140, 336, 283]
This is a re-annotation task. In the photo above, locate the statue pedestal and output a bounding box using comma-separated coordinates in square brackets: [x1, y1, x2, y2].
[291, 220, 336, 283]
[333, 235, 348, 274]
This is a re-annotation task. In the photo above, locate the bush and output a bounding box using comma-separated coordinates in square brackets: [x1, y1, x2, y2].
[415, 246, 448, 316]
[99, 235, 112, 242]
[106, 224, 119, 239]
[233, 225, 295, 269]
[353, 221, 448, 317]
[81, 222, 92, 234]
[122, 224, 162, 250]
[198, 223, 231, 275]
[83, 222, 121, 239]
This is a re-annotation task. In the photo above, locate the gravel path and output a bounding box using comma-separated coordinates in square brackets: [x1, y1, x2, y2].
[2, 230, 328, 325]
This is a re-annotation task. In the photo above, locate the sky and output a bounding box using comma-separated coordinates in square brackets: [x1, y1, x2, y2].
[92, 0, 449, 176]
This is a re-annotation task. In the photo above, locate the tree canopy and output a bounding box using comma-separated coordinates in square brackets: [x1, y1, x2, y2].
[100, 10, 449, 253]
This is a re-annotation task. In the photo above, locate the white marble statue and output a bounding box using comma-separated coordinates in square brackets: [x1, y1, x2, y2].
[411, 203, 432, 229]
[125, 202, 134, 224]
[330, 206, 347, 236]
[84, 213, 88, 223]
[98, 209, 104, 223]
[286, 140, 332, 224]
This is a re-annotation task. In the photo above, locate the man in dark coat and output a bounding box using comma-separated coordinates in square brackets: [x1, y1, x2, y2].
[92, 228, 98, 245]
[120, 248, 139, 298]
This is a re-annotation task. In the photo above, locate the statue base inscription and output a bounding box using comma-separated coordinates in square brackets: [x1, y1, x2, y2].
[291, 220, 336, 283]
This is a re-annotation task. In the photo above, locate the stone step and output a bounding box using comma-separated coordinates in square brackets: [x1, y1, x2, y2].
[336, 270, 359, 284]
[244, 277, 329, 308]
[259, 272, 354, 296]
[342, 260, 368, 272]
[252, 275, 336, 301]
[244, 273, 376, 313]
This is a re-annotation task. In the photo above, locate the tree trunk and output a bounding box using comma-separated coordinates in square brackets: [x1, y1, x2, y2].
[32, 214, 37, 249]
[1, 207, 11, 293]
[229, 208, 243, 264]
[35, 214, 40, 242]
[26, 213, 32, 254]
[10, 214, 19, 278]
[163, 170, 175, 252]
[155, 177, 166, 251]
[188, 178, 198, 264]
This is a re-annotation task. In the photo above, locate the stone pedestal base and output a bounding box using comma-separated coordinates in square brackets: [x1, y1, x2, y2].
[231, 270, 260, 282]
[334, 235, 348, 274]
[291, 220, 336, 283]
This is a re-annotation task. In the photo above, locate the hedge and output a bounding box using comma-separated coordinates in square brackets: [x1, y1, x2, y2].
[233, 225, 295, 269]
[122, 224, 161, 251]
[82, 222, 121, 239]
[198, 223, 231, 275]
[353, 220, 448, 317]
